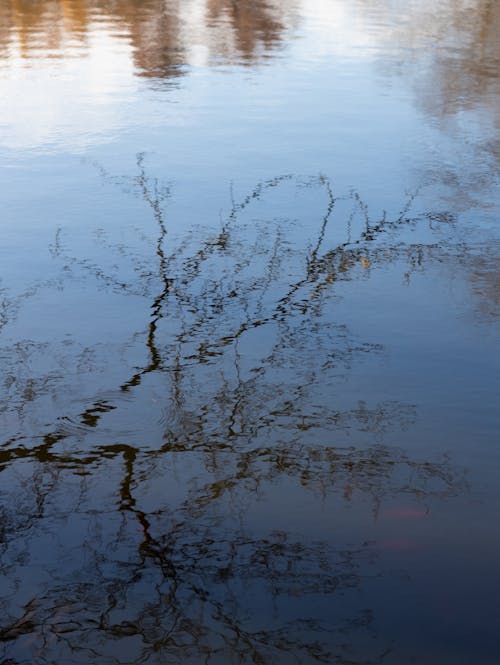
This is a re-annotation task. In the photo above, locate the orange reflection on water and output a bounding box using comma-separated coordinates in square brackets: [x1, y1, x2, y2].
[0, 0, 297, 75]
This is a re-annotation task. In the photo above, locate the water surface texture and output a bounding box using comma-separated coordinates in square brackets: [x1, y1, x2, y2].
[0, 1, 499, 663]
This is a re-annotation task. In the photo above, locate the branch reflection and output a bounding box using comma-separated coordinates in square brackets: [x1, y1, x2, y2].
[0, 158, 469, 663]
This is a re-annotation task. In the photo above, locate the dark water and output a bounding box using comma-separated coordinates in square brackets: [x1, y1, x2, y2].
[0, 1, 499, 663]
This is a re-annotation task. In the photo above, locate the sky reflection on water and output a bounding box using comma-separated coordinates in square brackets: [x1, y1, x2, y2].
[0, 1, 499, 664]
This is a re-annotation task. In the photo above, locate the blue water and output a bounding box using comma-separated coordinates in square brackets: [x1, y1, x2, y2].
[0, 1, 499, 663]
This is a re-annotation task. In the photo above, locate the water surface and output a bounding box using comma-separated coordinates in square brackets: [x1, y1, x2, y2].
[0, 1, 499, 663]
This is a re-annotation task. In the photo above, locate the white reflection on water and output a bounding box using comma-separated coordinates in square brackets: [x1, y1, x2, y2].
[0, 32, 134, 151]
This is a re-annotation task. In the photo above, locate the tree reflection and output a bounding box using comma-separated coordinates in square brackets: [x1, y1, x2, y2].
[0, 157, 427, 447]
[0, 0, 295, 74]
[0, 2, 496, 659]
[0, 437, 464, 664]
[0, 158, 469, 663]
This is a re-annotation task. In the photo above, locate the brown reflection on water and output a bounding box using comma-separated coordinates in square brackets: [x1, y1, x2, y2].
[0, 0, 89, 55]
[1, 0, 499, 108]
[205, 0, 288, 61]
[0, 0, 295, 74]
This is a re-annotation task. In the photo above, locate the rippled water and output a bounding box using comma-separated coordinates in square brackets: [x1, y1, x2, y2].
[0, 1, 499, 663]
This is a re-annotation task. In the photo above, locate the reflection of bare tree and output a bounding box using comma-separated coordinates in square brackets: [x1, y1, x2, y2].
[0, 155, 477, 450]
[0, 433, 464, 664]
[0, 158, 470, 662]
[0, 159, 424, 445]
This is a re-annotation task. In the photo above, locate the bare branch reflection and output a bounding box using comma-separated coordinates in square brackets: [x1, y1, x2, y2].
[0, 158, 470, 663]
[0, 434, 464, 664]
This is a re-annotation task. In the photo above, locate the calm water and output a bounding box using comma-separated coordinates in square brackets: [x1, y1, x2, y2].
[0, 1, 499, 663]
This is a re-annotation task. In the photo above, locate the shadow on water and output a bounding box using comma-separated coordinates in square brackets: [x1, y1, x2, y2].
[0, 156, 470, 664]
